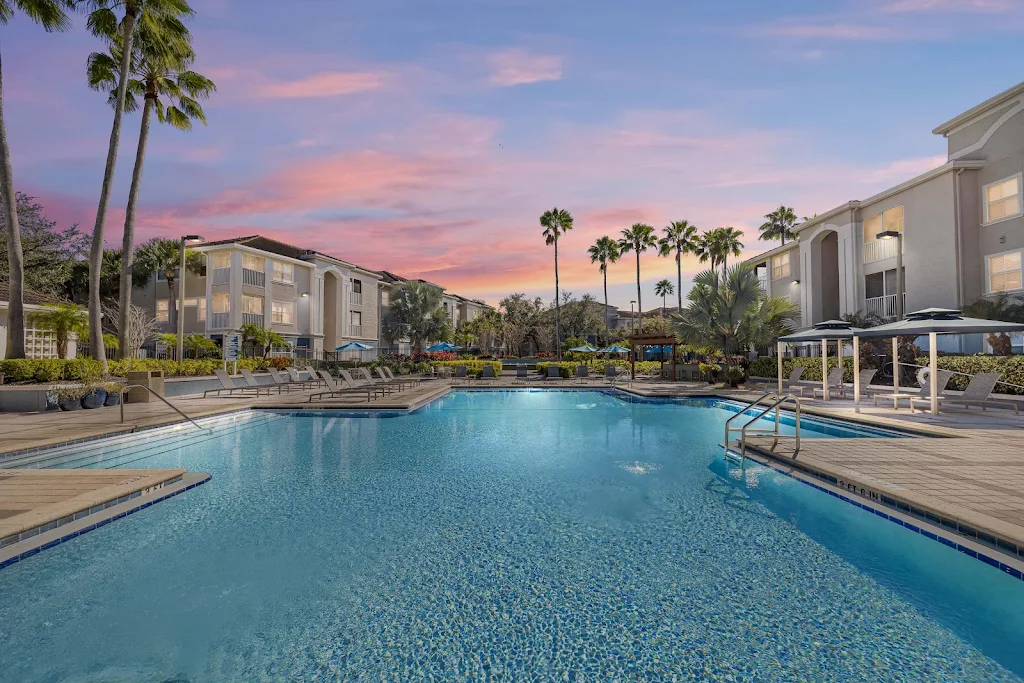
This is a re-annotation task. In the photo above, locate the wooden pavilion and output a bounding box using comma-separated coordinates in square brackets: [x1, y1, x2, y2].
[626, 334, 680, 380]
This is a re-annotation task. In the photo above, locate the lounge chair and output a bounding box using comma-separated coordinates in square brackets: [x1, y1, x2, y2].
[375, 366, 418, 390]
[354, 367, 406, 393]
[513, 365, 529, 384]
[204, 368, 273, 398]
[544, 366, 564, 381]
[382, 366, 421, 387]
[240, 368, 285, 394]
[266, 368, 306, 392]
[337, 367, 395, 395]
[873, 369, 954, 409]
[909, 372, 1020, 415]
[308, 370, 384, 403]
[452, 365, 470, 384]
[812, 367, 847, 400]
[575, 365, 594, 384]
[605, 364, 622, 385]
[751, 366, 805, 391]
[480, 365, 497, 382]
[287, 366, 325, 389]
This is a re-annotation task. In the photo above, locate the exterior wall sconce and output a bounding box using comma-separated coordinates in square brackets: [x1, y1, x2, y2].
[792, 280, 800, 285]
[301, 292, 309, 298]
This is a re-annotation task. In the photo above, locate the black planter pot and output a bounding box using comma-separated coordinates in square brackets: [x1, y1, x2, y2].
[81, 388, 107, 409]
[45, 392, 60, 411]
[59, 396, 83, 411]
[104, 391, 121, 407]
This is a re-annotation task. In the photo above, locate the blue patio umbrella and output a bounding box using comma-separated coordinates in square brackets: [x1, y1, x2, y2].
[569, 344, 599, 353]
[599, 345, 632, 354]
[425, 342, 462, 352]
[335, 341, 374, 351]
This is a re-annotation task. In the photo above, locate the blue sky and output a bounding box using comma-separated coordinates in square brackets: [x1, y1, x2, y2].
[5, 0, 1024, 307]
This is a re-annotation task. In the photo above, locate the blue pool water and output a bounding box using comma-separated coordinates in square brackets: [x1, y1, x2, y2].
[1, 390, 1022, 681]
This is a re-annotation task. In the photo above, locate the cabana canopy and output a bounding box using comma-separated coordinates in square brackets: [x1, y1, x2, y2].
[857, 308, 1024, 337]
[778, 319, 865, 342]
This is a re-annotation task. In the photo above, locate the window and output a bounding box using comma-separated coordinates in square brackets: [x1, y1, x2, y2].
[273, 261, 294, 283]
[197, 297, 206, 321]
[863, 207, 903, 241]
[988, 252, 1022, 292]
[212, 252, 231, 269]
[351, 279, 362, 294]
[381, 291, 389, 306]
[156, 300, 169, 322]
[350, 310, 362, 326]
[272, 300, 295, 324]
[984, 175, 1022, 224]
[213, 292, 230, 313]
[242, 294, 264, 314]
[155, 270, 166, 282]
[771, 252, 790, 279]
[243, 254, 264, 271]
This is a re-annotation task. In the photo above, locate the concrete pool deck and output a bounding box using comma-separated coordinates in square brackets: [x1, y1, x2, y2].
[0, 375, 1022, 561]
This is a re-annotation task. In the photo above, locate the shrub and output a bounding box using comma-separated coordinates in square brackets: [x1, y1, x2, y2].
[535, 360, 662, 378]
[748, 356, 856, 383]
[914, 354, 1024, 394]
[431, 360, 503, 378]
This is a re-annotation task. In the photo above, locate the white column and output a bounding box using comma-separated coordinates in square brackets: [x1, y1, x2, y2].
[853, 335, 861, 405]
[892, 337, 900, 395]
[822, 339, 829, 401]
[929, 332, 939, 415]
[777, 341, 784, 396]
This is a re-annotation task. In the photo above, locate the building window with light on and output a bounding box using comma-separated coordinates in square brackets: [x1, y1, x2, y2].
[213, 292, 230, 313]
[243, 294, 264, 314]
[984, 174, 1022, 224]
[272, 300, 295, 324]
[771, 252, 790, 279]
[988, 251, 1022, 293]
[273, 261, 294, 284]
[212, 252, 231, 269]
[156, 300, 169, 322]
[243, 254, 265, 271]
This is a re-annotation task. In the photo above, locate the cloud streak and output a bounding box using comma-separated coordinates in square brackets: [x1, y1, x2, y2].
[487, 49, 563, 86]
[253, 71, 386, 99]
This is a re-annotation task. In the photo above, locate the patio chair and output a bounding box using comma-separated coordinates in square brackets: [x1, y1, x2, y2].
[480, 365, 497, 382]
[544, 365, 564, 381]
[287, 366, 325, 389]
[751, 366, 805, 390]
[605, 364, 622, 385]
[872, 369, 954, 410]
[339, 367, 398, 395]
[304, 366, 328, 385]
[357, 367, 409, 392]
[375, 366, 418, 390]
[909, 372, 1020, 415]
[203, 369, 273, 398]
[308, 370, 385, 403]
[575, 365, 594, 384]
[266, 368, 306, 392]
[382, 366, 421, 387]
[812, 367, 847, 400]
[452, 365, 470, 384]
[240, 368, 284, 394]
[513, 364, 530, 384]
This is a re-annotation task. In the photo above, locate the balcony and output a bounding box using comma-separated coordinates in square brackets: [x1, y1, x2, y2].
[349, 324, 363, 337]
[863, 237, 903, 264]
[211, 267, 231, 285]
[242, 312, 264, 327]
[242, 268, 265, 287]
[865, 293, 906, 319]
[210, 312, 231, 329]
[350, 291, 363, 306]
[757, 275, 768, 292]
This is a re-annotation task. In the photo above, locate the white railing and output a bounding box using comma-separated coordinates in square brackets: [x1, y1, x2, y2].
[269, 349, 294, 358]
[242, 312, 264, 326]
[242, 268, 265, 287]
[350, 292, 363, 306]
[210, 312, 231, 329]
[349, 324, 363, 337]
[212, 267, 231, 285]
[757, 276, 768, 292]
[865, 293, 905, 319]
[863, 237, 903, 264]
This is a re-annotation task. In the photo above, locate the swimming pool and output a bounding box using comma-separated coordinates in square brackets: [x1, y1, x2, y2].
[1, 390, 1022, 681]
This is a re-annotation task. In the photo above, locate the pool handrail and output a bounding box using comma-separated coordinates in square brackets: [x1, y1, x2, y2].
[723, 392, 801, 465]
[118, 384, 206, 431]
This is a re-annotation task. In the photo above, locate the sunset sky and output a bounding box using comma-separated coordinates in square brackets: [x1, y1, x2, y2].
[6, 0, 1024, 308]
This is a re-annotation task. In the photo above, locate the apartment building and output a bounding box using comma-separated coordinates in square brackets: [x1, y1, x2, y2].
[132, 236, 491, 358]
[746, 81, 1024, 352]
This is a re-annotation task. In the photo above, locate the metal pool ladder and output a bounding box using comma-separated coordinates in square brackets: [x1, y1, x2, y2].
[723, 392, 801, 465]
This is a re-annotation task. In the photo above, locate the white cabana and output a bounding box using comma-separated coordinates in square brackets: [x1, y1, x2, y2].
[777, 320, 866, 402]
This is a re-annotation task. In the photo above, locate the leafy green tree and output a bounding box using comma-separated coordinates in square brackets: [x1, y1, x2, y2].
[87, 14, 213, 359]
[238, 323, 289, 359]
[183, 332, 217, 356]
[540, 207, 573, 358]
[654, 279, 674, 317]
[65, 248, 149, 302]
[27, 302, 86, 359]
[134, 237, 204, 332]
[618, 223, 658, 323]
[658, 220, 697, 311]
[588, 235, 620, 345]
[670, 263, 799, 357]
[759, 205, 798, 246]
[499, 293, 544, 357]
[0, 192, 88, 297]
[83, 0, 195, 371]
[962, 293, 1024, 355]
[0, 0, 74, 358]
[381, 281, 450, 353]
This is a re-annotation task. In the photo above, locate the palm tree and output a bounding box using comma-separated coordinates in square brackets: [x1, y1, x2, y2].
[540, 207, 573, 358]
[587, 235, 620, 345]
[618, 223, 657, 324]
[654, 279, 674, 317]
[27, 303, 86, 359]
[134, 237, 204, 332]
[83, 0, 195, 372]
[87, 14, 212, 359]
[658, 220, 697, 311]
[697, 227, 744, 275]
[759, 205, 798, 245]
[718, 227, 744, 273]
[0, 0, 73, 359]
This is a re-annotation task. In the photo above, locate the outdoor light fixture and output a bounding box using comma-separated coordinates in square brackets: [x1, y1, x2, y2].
[876, 230, 900, 240]
[301, 292, 309, 298]
[793, 280, 800, 285]
[875, 229, 904, 320]
[177, 235, 205, 361]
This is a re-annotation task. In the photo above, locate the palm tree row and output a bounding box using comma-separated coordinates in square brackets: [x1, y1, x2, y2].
[2, 0, 213, 367]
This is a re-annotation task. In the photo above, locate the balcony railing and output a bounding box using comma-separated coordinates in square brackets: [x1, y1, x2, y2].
[863, 237, 903, 264]
[242, 268, 265, 287]
[210, 312, 231, 329]
[211, 267, 231, 285]
[865, 293, 906, 319]
[349, 324, 363, 337]
[242, 312, 264, 327]
[757, 276, 768, 292]
[350, 291, 363, 306]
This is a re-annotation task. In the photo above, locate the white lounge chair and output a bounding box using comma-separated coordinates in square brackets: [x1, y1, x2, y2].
[752, 366, 805, 391]
[375, 366, 418, 390]
[287, 366, 325, 389]
[382, 366, 421, 387]
[204, 368, 273, 398]
[266, 368, 306, 392]
[240, 368, 285, 394]
[308, 370, 385, 402]
[812, 367, 847, 400]
[909, 372, 1020, 415]
[873, 369, 954, 410]
[351, 367, 404, 393]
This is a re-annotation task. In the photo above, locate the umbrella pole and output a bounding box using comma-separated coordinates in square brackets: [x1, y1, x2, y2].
[777, 341, 784, 396]
[822, 339, 829, 401]
[853, 335, 861, 406]
[930, 331, 938, 416]
[892, 337, 900, 395]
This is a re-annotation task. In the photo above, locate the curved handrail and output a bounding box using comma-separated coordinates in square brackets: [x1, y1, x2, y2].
[119, 384, 205, 431]
[739, 395, 801, 457]
[724, 392, 773, 447]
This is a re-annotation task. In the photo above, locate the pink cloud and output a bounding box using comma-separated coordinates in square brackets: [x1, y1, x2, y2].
[487, 49, 563, 87]
[881, 0, 1018, 12]
[253, 71, 385, 99]
[754, 21, 908, 40]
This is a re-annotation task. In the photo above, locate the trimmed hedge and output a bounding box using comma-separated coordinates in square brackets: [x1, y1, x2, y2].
[748, 356, 857, 383]
[913, 355, 1024, 394]
[0, 356, 299, 384]
[535, 360, 662, 378]
[430, 360, 503, 378]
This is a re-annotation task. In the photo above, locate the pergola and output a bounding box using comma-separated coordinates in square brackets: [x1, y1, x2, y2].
[778, 320, 865, 402]
[626, 334, 679, 380]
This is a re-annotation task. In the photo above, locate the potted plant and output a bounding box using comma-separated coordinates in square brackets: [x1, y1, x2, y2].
[81, 382, 108, 409]
[103, 381, 125, 406]
[725, 366, 745, 388]
[53, 384, 89, 411]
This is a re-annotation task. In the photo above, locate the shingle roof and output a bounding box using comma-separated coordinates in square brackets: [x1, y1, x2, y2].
[198, 235, 309, 260]
[0, 283, 65, 306]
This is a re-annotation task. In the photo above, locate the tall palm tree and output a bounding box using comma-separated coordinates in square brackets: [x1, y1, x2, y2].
[587, 235, 620, 345]
[0, 0, 74, 359]
[618, 223, 657, 324]
[540, 207, 573, 359]
[654, 279, 674, 317]
[698, 227, 744, 275]
[134, 237, 204, 332]
[759, 205, 798, 245]
[717, 227, 744, 273]
[658, 220, 697, 311]
[83, 0, 194, 371]
[87, 17, 213, 358]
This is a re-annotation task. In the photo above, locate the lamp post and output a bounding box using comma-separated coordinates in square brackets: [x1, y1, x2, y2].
[876, 230, 903, 320]
[176, 235, 203, 362]
[630, 300, 636, 336]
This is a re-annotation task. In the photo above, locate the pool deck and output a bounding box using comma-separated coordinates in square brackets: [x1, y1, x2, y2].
[1, 375, 1023, 562]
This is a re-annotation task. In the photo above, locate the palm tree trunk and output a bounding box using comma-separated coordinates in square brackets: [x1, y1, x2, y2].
[88, 9, 137, 371]
[554, 237, 561, 360]
[167, 276, 178, 356]
[0, 49, 26, 359]
[635, 251, 642, 330]
[676, 249, 683, 311]
[117, 95, 154, 360]
[602, 267, 609, 346]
